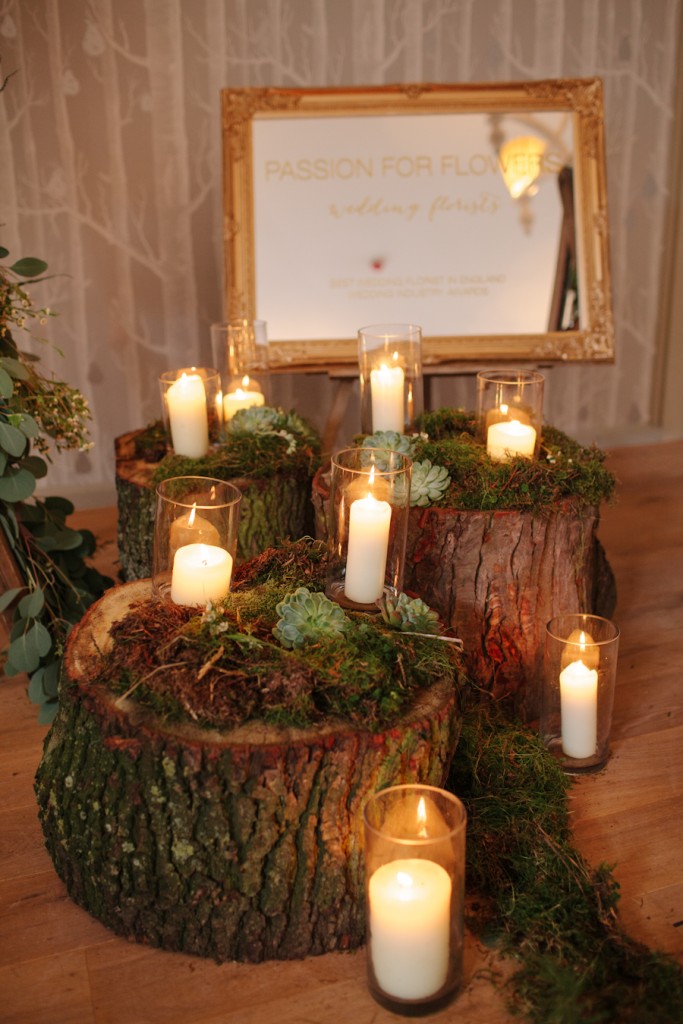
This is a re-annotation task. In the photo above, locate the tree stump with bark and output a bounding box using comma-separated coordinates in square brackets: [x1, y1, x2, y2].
[35, 579, 461, 963]
[312, 466, 615, 721]
[115, 429, 317, 580]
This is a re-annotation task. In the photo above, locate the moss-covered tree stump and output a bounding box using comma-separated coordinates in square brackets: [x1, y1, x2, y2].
[35, 579, 461, 963]
[115, 426, 318, 580]
[312, 458, 614, 722]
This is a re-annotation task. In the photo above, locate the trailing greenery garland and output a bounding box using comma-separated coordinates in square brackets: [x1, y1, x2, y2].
[0, 246, 112, 722]
[449, 708, 683, 1023]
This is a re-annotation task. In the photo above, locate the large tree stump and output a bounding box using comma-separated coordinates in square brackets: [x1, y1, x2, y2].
[312, 467, 614, 721]
[115, 430, 316, 580]
[35, 580, 461, 963]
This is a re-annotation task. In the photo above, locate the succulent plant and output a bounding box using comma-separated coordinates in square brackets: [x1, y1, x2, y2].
[378, 592, 440, 634]
[362, 430, 416, 457]
[410, 459, 451, 507]
[273, 587, 349, 649]
[226, 405, 281, 435]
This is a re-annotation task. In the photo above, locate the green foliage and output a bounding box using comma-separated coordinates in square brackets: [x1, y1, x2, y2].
[150, 406, 322, 485]
[449, 707, 683, 1022]
[1, 246, 112, 721]
[101, 539, 461, 732]
[378, 591, 440, 634]
[273, 587, 348, 648]
[407, 409, 616, 512]
[409, 458, 451, 506]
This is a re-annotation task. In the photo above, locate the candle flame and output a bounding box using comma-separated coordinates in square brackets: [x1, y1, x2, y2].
[417, 796, 429, 837]
[241, 374, 251, 388]
[392, 349, 399, 364]
[500, 403, 508, 415]
[188, 503, 197, 527]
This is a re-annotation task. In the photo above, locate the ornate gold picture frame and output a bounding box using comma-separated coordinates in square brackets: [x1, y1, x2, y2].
[222, 80, 613, 369]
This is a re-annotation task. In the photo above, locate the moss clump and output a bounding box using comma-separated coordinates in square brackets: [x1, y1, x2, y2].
[449, 706, 683, 1023]
[101, 540, 463, 732]
[150, 407, 322, 485]
[402, 408, 615, 512]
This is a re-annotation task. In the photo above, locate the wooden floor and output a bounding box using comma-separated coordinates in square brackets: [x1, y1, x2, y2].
[1, 441, 682, 1024]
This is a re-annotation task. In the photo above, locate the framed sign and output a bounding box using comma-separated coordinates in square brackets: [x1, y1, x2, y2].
[221, 80, 613, 369]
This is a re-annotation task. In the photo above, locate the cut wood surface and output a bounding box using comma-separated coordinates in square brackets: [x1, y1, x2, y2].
[1, 441, 682, 1023]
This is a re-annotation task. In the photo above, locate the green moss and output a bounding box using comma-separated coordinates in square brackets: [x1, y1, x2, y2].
[144, 408, 322, 484]
[405, 409, 616, 512]
[449, 706, 683, 1023]
[102, 540, 464, 733]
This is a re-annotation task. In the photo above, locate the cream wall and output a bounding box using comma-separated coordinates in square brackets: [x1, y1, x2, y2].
[0, 0, 680, 504]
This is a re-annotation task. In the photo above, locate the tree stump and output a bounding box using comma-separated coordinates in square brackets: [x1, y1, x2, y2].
[35, 580, 461, 963]
[115, 430, 316, 580]
[312, 466, 615, 721]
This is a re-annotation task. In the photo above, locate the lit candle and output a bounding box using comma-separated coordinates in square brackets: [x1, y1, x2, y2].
[166, 372, 209, 458]
[170, 542, 233, 607]
[370, 359, 405, 433]
[559, 658, 598, 759]
[223, 375, 266, 420]
[169, 504, 220, 558]
[486, 418, 537, 461]
[344, 473, 391, 605]
[368, 858, 451, 1000]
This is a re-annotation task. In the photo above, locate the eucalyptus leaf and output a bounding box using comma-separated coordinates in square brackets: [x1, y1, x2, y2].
[17, 415, 40, 439]
[2, 657, 21, 678]
[0, 467, 36, 501]
[38, 699, 58, 725]
[42, 660, 60, 697]
[28, 668, 46, 703]
[0, 451, 6, 474]
[18, 587, 45, 619]
[19, 455, 48, 479]
[0, 421, 29, 457]
[44, 495, 75, 517]
[0, 246, 8, 258]
[0, 507, 19, 540]
[8, 631, 41, 673]
[0, 586, 25, 612]
[0, 357, 29, 381]
[51, 528, 83, 551]
[0, 367, 14, 398]
[15, 503, 45, 524]
[10, 257, 48, 278]
[31, 620, 53, 657]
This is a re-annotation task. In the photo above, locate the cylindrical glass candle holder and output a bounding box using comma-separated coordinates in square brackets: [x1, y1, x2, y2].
[363, 784, 467, 1015]
[152, 476, 242, 607]
[541, 613, 620, 773]
[358, 324, 423, 435]
[476, 369, 544, 461]
[159, 367, 222, 458]
[210, 319, 270, 423]
[326, 447, 411, 610]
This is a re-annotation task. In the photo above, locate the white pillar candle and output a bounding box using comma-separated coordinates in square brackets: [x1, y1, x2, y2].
[169, 504, 220, 558]
[166, 373, 209, 458]
[368, 858, 451, 1001]
[487, 418, 537, 461]
[170, 543, 233, 607]
[223, 375, 265, 420]
[370, 363, 405, 433]
[344, 491, 391, 605]
[559, 658, 598, 758]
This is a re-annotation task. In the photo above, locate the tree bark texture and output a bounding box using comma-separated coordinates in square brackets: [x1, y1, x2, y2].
[115, 430, 316, 581]
[312, 467, 615, 721]
[35, 581, 461, 963]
